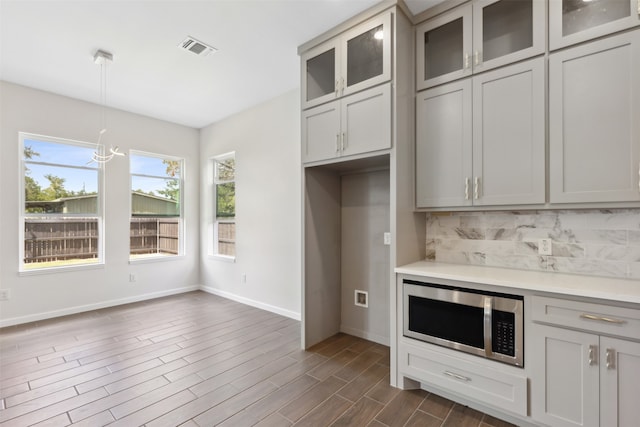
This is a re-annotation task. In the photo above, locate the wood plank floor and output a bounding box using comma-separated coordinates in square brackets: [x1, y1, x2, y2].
[0, 291, 516, 426]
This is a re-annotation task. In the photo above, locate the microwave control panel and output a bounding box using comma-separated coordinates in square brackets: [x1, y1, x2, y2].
[493, 312, 516, 357]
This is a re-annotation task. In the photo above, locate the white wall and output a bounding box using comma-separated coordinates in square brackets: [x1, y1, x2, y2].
[341, 170, 390, 345]
[200, 89, 301, 319]
[0, 81, 201, 327]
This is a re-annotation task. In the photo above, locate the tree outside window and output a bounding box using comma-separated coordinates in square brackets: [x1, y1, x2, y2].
[20, 133, 103, 270]
[130, 152, 184, 259]
[214, 154, 235, 257]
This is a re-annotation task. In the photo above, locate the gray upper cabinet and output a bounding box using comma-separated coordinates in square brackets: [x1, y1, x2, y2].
[416, 57, 545, 208]
[549, 0, 640, 50]
[416, 58, 545, 208]
[416, 79, 473, 208]
[549, 30, 640, 204]
[416, 5, 473, 90]
[472, 57, 545, 206]
[416, 0, 545, 91]
[301, 12, 392, 110]
[302, 83, 391, 164]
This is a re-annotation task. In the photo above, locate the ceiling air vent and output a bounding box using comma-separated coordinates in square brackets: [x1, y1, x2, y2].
[179, 36, 217, 57]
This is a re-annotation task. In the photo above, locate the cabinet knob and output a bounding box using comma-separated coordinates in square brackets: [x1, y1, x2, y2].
[588, 344, 598, 366]
[465, 177, 470, 200]
[606, 348, 616, 370]
[474, 50, 481, 66]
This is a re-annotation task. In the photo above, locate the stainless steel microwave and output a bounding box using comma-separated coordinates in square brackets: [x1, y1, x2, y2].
[403, 279, 524, 367]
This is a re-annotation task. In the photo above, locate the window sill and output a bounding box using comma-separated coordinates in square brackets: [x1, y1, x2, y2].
[209, 254, 236, 263]
[19, 262, 105, 276]
[129, 254, 185, 265]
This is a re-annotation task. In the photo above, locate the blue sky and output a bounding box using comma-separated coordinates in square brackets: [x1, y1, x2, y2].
[24, 139, 179, 198]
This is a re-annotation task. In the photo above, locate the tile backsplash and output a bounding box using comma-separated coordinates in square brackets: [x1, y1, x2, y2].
[425, 209, 640, 279]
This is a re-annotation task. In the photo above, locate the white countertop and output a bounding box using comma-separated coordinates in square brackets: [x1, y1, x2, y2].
[395, 261, 640, 305]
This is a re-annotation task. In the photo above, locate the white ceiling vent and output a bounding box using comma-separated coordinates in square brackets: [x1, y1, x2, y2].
[179, 36, 217, 57]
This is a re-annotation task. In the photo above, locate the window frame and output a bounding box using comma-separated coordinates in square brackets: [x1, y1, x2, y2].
[129, 150, 185, 262]
[19, 132, 105, 273]
[211, 152, 236, 260]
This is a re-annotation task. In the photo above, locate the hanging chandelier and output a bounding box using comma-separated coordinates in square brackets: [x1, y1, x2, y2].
[90, 49, 125, 164]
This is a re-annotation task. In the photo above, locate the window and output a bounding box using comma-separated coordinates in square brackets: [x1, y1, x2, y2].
[20, 133, 103, 271]
[130, 152, 183, 260]
[213, 153, 235, 257]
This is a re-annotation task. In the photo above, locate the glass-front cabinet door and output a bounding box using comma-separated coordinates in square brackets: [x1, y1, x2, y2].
[416, 0, 544, 91]
[550, 0, 640, 50]
[301, 12, 391, 109]
[473, 0, 545, 73]
[340, 12, 392, 99]
[416, 6, 473, 91]
[302, 39, 340, 110]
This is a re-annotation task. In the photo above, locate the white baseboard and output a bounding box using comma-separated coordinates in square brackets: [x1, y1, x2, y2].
[340, 325, 390, 347]
[199, 286, 301, 321]
[0, 285, 199, 328]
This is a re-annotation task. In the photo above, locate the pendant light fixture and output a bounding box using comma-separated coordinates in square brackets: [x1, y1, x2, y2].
[90, 49, 125, 164]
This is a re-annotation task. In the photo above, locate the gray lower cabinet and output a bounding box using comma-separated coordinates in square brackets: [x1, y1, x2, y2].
[302, 83, 391, 164]
[531, 296, 640, 427]
[549, 30, 640, 204]
[416, 56, 545, 208]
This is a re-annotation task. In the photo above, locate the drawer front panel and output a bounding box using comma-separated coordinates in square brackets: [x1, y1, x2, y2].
[532, 296, 640, 340]
[399, 341, 527, 416]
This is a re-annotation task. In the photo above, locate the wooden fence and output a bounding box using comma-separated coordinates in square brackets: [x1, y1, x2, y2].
[24, 217, 179, 264]
[130, 217, 180, 256]
[24, 218, 98, 264]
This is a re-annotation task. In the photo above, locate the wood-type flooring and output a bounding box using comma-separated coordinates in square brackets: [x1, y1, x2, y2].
[0, 291, 516, 426]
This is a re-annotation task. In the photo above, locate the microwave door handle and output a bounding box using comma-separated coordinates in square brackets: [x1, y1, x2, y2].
[483, 296, 493, 357]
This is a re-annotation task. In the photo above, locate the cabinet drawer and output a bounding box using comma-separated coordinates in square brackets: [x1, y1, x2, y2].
[399, 341, 527, 416]
[532, 296, 640, 341]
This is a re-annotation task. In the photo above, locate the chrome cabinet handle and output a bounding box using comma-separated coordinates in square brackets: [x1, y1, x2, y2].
[335, 79, 339, 97]
[336, 134, 340, 154]
[474, 50, 481, 66]
[638, 162, 639, 192]
[637, 0, 640, 15]
[474, 177, 480, 200]
[588, 345, 598, 366]
[464, 178, 470, 200]
[340, 77, 345, 95]
[580, 313, 627, 325]
[464, 53, 471, 70]
[341, 132, 346, 151]
[444, 371, 471, 382]
[606, 348, 616, 370]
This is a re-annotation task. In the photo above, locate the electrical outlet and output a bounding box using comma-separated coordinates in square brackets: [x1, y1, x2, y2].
[0, 289, 10, 301]
[538, 239, 552, 255]
[129, 274, 136, 282]
[383, 232, 391, 245]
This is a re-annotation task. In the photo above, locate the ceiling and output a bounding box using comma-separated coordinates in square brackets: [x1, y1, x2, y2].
[0, 0, 442, 129]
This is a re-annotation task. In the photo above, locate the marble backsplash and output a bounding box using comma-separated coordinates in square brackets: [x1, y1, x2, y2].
[425, 209, 640, 279]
